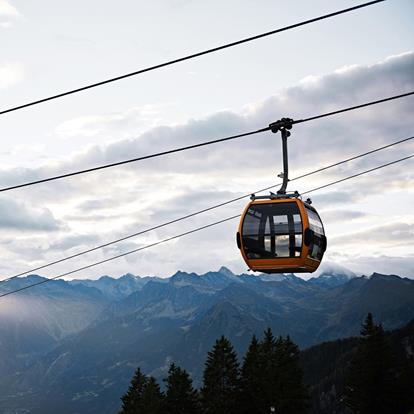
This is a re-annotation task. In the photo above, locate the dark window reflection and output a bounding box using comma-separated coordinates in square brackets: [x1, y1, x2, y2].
[242, 203, 303, 259]
[305, 206, 325, 260]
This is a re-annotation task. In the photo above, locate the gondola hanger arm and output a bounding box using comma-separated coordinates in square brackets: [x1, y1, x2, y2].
[268, 118, 294, 195]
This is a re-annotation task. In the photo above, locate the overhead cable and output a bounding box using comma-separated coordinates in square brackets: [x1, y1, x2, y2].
[0, 127, 268, 192]
[0, 215, 240, 298]
[0, 0, 385, 116]
[1, 134, 413, 284]
[1, 90, 413, 193]
[301, 154, 414, 195]
[293, 91, 414, 125]
[1, 151, 412, 298]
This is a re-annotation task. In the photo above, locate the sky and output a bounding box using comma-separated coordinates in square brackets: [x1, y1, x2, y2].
[0, 0, 413, 280]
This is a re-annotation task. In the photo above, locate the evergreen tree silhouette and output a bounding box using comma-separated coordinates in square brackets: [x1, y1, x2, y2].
[273, 335, 308, 414]
[253, 328, 307, 414]
[258, 328, 278, 411]
[345, 312, 400, 414]
[239, 334, 265, 413]
[141, 376, 164, 414]
[164, 363, 199, 414]
[201, 335, 240, 414]
[119, 367, 148, 413]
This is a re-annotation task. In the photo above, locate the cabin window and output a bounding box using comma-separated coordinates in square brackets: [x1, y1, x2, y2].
[305, 206, 325, 260]
[242, 203, 303, 259]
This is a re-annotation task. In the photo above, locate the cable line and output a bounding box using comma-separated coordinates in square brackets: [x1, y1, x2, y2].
[0, 0, 385, 116]
[0, 215, 240, 298]
[1, 134, 413, 284]
[1, 90, 413, 193]
[301, 154, 414, 195]
[0, 128, 268, 193]
[1, 152, 412, 298]
[293, 91, 414, 125]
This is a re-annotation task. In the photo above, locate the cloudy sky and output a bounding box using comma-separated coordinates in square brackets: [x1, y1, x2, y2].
[0, 0, 413, 280]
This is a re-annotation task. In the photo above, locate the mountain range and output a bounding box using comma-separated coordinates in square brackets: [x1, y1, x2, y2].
[0, 266, 413, 414]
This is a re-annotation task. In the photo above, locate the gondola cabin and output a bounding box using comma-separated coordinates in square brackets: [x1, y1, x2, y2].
[236, 198, 326, 273]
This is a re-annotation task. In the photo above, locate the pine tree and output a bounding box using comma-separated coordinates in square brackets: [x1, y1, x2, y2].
[345, 313, 400, 414]
[141, 376, 164, 414]
[273, 335, 308, 414]
[258, 328, 278, 411]
[119, 367, 148, 413]
[239, 335, 265, 414]
[255, 329, 308, 414]
[201, 336, 240, 414]
[164, 363, 199, 414]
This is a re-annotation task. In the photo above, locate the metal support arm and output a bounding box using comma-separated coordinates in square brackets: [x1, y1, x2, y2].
[268, 117, 293, 195]
[277, 128, 290, 194]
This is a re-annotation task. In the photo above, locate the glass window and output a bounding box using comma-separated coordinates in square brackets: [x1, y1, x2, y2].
[305, 205, 325, 260]
[242, 202, 303, 259]
[275, 235, 289, 257]
[307, 209, 324, 235]
[241, 208, 262, 259]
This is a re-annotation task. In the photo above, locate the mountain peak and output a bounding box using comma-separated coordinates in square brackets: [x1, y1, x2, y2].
[308, 264, 357, 288]
[119, 273, 137, 280]
[97, 275, 113, 282]
[369, 273, 403, 281]
[218, 266, 234, 277]
[317, 263, 356, 278]
[171, 270, 196, 280]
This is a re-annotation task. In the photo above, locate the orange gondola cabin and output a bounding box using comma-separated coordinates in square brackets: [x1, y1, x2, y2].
[236, 197, 326, 273]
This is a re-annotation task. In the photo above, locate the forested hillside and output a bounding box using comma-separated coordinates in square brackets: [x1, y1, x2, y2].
[0, 268, 413, 413]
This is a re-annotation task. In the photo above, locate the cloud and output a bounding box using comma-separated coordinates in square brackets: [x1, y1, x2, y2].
[0, 52, 413, 278]
[63, 213, 123, 226]
[0, 197, 62, 232]
[65, 53, 412, 180]
[48, 234, 101, 251]
[321, 209, 367, 223]
[0, 0, 19, 17]
[332, 222, 414, 247]
[0, 62, 25, 89]
[307, 261, 358, 279]
[0, 0, 21, 28]
[1, 52, 413, 197]
[328, 254, 414, 279]
[313, 191, 360, 207]
[75, 194, 139, 212]
[55, 105, 167, 140]
[143, 188, 243, 221]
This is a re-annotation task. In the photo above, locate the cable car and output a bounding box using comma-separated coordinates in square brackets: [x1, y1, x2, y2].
[236, 118, 327, 273]
[237, 197, 326, 273]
